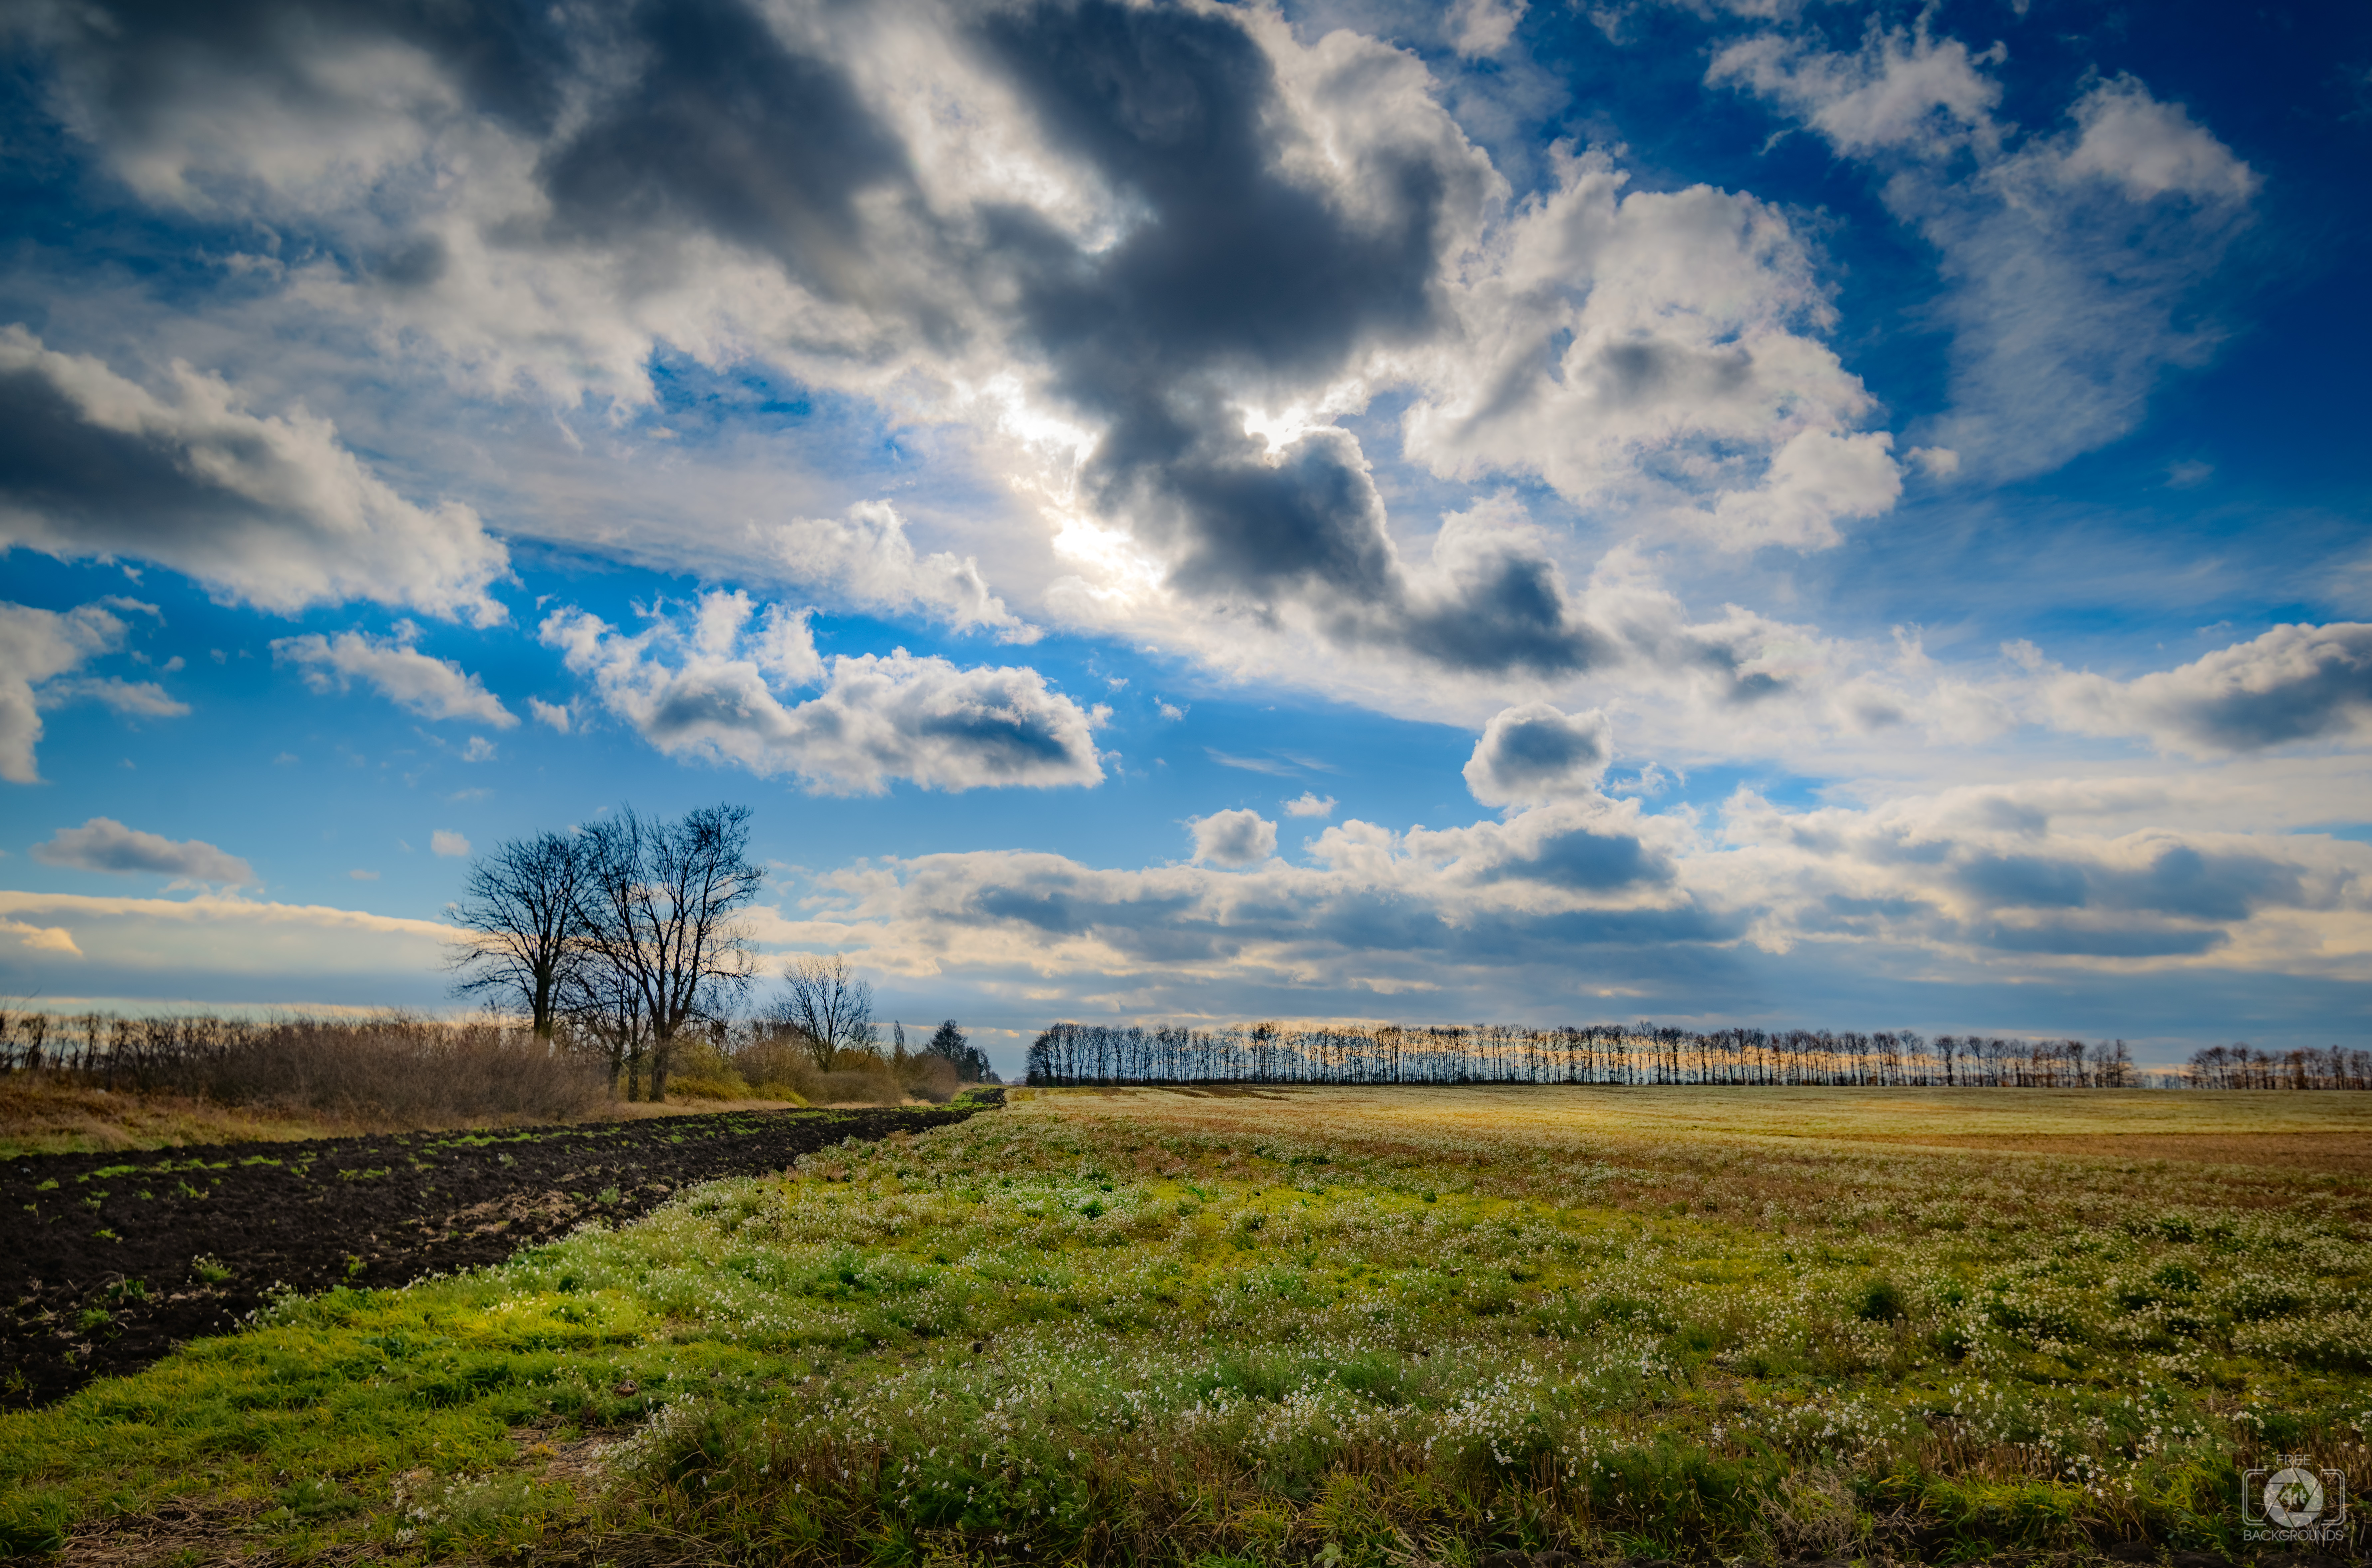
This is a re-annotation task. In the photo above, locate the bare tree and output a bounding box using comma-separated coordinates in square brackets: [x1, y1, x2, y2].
[576, 804, 764, 1101]
[558, 943, 654, 1098]
[446, 830, 592, 1041]
[772, 954, 874, 1071]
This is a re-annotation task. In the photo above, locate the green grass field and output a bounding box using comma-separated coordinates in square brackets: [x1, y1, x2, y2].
[2, 1086, 2366, 1564]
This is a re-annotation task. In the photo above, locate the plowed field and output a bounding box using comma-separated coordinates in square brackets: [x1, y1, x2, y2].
[0, 1098, 995, 1408]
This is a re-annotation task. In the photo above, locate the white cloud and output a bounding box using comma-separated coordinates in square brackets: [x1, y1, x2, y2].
[757, 501, 1034, 640]
[0, 327, 509, 623]
[431, 829, 471, 857]
[1447, 0, 1529, 58]
[740, 767, 2372, 1026]
[37, 676, 190, 719]
[2035, 623, 2372, 756]
[349, 868, 380, 881]
[2059, 76, 2259, 202]
[528, 698, 571, 732]
[1709, 26, 2004, 158]
[1707, 779, 2372, 975]
[270, 623, 517, 728]
[1284, 792, 1337, 818]
[1464, 703, 1615, 807]
[1713, 34, 2256, 481]
[0, 598, 189, 784]
[460, 735, 497, 762]
[2, 917, 81, 956]
[32, 817, 254, 884]
[540, 589, 1102, 795]
[1190, 809, 1279, 868]
[1403, 147, 1896, 553]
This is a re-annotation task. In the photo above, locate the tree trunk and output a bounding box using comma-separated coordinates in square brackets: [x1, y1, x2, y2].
[650, 1033, 671, 1102]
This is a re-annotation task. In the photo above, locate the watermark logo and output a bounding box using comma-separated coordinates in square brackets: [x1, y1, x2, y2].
[2243, 1458, 2349, 1543]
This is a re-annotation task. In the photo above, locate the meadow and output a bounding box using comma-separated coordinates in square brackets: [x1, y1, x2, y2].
[0, 1085, 2365, 1565]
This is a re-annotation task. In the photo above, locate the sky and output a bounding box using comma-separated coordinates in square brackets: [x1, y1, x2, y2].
[0, 0, 2367, 1076]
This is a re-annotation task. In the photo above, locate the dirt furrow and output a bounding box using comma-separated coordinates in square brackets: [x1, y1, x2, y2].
[0, 1098, 996, 1408]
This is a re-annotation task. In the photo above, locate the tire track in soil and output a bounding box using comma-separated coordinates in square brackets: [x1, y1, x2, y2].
[1, 1097, 1000, 1409]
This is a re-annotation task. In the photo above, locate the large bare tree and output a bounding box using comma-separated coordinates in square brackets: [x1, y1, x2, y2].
[576, 804, 764, 1101]
[446, 829, 592, 1042]
[772, 954, 875, 1071]
[557, 938, 654, 1098]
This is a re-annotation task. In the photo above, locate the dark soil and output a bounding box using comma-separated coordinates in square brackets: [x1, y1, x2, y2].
[0, 1096, 999, 1410]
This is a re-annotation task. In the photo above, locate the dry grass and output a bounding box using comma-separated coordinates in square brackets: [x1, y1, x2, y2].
[1844, 1132, 2372, 1173]
[1, 1077, 821, 1159]
[1043, 1083, 2372, 1142]
[0, 1075, 348, 1159]
[1014, 1083, 2372, 1224]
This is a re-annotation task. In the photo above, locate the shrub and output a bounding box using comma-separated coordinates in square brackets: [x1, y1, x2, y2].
[4, 1014, 609, 1125]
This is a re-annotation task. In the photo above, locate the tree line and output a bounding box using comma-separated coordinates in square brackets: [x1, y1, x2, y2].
[446, 804, 990, 1100]
[2181, 1042, 2372, 1091]
[1024, 1020, 2372, 1090]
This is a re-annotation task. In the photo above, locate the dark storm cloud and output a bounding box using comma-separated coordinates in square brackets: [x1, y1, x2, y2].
[963, 0, 1607, 672]
[13, 0, 570, 181]
[979, 1, 1441, 383]
[537, 0, 916, 310]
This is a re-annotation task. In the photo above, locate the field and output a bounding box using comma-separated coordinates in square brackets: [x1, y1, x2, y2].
[0, 1086, 2366, 1565]
[0, 1103, 986, 1409]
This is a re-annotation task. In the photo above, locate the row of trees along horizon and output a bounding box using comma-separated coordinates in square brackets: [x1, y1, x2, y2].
[446, 803, 993, 1101]
[1024, 1020, 2372, 1090]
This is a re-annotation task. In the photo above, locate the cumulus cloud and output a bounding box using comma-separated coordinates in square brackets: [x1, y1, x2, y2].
[431, 829, 471, 858]
[1710, 779, 2369, 969]
[2058, 77, 2260, 202]
[786, 788, 1699, 1000]
[1284, 792, 1337, 818]
[528, 698, 571, 732]
[1463, 703, 1614, 806]
[0, 598, 188, 784]
[1190, 809, 1278, 868]
[758, 502, 1034, 640]
[5, 0, 1905, 688]
[2036, 623, 2372, 756]
[1713, 31, 2256, 480]
[540, 589, 1101, 795]
[32, 817, 254, 884]
[749, 766, 2372, 1021]
[271, 623, 517, 727]
[0, 327, 509, 622]
[1404, 149, 1896, 552]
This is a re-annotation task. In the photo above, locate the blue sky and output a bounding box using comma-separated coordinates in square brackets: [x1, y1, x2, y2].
[1, 0, 2367, 1075]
